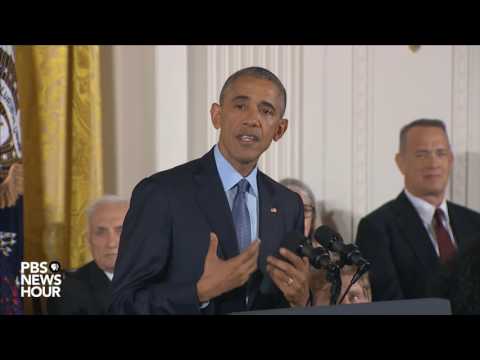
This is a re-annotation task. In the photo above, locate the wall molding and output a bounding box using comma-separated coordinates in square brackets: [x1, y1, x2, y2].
[351, 45, 369, 236]
[451, 45, 469, 205]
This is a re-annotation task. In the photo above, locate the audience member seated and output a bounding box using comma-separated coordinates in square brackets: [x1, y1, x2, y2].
[47, 195, 129, 315]
[310, 264, 372, 306]
[280, 178, 372, 306]
[279, 178, 316, 239]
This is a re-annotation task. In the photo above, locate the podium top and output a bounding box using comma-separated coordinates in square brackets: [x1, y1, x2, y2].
[230, 298, 451, 315]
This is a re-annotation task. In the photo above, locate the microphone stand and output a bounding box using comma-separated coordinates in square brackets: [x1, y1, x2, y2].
[337, 267, 361, 305]
[337, 263, 369, 304]
[326, 263, 341, 306]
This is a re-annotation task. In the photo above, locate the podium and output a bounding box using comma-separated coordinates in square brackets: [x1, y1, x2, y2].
[230, 298, 451, 315]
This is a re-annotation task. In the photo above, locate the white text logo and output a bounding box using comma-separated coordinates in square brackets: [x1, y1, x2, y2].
[20, 261, 63, 298]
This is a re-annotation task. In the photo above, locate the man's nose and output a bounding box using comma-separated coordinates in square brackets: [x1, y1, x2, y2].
[107, 232, 119, 248]
[242, 108, 261, 126]
[426, 152, 442, 167]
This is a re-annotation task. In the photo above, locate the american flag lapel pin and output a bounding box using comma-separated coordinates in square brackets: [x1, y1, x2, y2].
[270, 207, 277, 214]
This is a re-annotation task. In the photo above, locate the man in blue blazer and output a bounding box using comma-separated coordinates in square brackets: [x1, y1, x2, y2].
[110, 67, 311, 314]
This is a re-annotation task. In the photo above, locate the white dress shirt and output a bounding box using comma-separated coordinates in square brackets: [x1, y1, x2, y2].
[404, 189, 457, 256]
[104, 271, 114, 281]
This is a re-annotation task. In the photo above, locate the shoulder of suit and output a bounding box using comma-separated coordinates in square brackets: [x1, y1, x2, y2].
[64, 261, 96, 281]
[359, 197, 400, 224]
[447, 201, 480, 219]
[132, 157, 203, 194]
[257, 170, 276, 187]
[260, 172, 303, 202]
[150, 157, 201, 183]
[59, 263, 95, 294]
[63, 261, 110, 292]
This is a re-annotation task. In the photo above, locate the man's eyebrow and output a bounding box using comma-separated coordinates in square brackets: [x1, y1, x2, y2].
[259, 101, 276, 111]
[231, 95, 250, 102]
[230, 96, 277, 112]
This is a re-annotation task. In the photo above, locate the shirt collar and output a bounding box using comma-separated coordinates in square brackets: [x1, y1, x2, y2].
[404, 189, 449, 225]
[104, 271, 114, 281]
[213, 144, 258, 197]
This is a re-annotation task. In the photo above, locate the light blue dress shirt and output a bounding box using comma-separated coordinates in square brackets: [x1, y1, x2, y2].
[199, 145, 260, 310]
[213, 144, 259, 244]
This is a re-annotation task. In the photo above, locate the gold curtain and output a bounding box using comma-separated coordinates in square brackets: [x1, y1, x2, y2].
[16, 46, 103, 270]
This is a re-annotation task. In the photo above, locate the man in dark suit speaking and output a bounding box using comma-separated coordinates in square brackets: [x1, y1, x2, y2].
[110, 67, 311, 314]
[356, 119, 480, 301]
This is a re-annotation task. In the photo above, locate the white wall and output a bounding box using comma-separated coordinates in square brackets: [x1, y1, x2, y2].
[101, 46, 157, 199]
[104, 45, 480, 242]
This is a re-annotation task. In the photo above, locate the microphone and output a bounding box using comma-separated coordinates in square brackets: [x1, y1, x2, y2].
[259, 231, 334, 294]
[313, 225, 370, 274]
[277, 231, 335, 270]
[314, 225, 345, 254]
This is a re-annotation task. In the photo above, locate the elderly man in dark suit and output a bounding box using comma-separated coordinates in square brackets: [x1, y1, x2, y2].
[356, 119, 480, 301]
[47, 195, 129, 314]
[110, 67, 311, 314]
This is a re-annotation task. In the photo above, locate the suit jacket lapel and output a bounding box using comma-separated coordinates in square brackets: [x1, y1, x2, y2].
[88, 262, 111, 312]
[257, 172, 284, 274]
[193, 148, 239, 260]
[247, 172, 284, 309]
[448, 202, 474, 249]
[393, 192, 439, 270]
[89, 263, 111, 290]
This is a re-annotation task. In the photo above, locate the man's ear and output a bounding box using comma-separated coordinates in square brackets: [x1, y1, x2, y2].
[395, 152, 405, 176]
[273, 118, 288, 142]
[210, 103, 221, 130]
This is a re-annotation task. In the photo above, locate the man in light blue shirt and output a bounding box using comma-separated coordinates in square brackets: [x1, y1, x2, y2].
[111, 66, 311, 314]
[214, 144, 259, 244]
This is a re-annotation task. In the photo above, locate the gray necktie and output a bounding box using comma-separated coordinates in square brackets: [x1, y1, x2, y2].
[232, 179, 251, 252]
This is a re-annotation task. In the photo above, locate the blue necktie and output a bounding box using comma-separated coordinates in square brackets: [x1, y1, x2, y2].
[232, 179, 251, 252]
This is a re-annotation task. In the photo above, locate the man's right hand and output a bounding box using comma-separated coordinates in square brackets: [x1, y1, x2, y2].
[196, 233, 260, 303]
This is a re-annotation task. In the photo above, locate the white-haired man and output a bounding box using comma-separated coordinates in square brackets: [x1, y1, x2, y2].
[47, 195, 129, 315]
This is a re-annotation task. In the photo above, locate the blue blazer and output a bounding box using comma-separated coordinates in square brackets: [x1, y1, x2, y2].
[110, 148, 304, 314]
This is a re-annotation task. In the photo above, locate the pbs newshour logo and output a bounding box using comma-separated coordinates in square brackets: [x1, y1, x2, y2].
[20, 261, 63, 298]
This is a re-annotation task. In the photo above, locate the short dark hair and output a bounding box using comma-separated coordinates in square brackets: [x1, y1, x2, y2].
[399, 118, 449, 153]
[219, 66, 287, 117]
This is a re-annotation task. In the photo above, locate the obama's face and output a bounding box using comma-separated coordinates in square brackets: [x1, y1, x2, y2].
[211, 75, 288, 175]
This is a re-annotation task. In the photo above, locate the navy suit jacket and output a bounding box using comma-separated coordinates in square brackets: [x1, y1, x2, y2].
[356, 191, 480, 301]
[110, 148, 304, 314]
